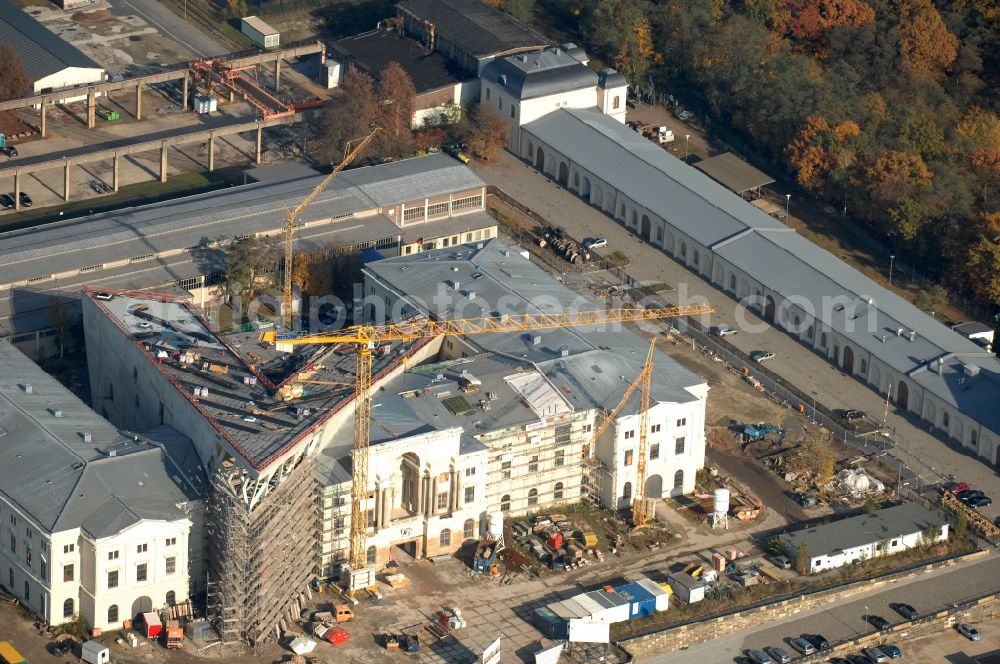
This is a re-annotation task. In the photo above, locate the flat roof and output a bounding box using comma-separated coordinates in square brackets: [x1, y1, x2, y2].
[0, 341, 197, 536]
[333, 29, 471, 94]
[0, 0, 103, 84]
[397, 0, 549, 59]
[85, 289, 424, 472]
[780, 503, 946, 558]
[694, 152, 775, 194]
[242, 16, 279, 36]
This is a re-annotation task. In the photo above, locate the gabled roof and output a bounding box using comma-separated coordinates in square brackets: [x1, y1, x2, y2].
[0, 0, 102, 84]
[780, 503, 946, 558]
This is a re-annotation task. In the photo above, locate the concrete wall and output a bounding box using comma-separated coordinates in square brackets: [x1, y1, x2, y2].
[619, 550, 986, 658]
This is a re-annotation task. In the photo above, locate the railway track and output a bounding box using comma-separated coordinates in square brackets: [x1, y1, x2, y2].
[158, 0, 247, 52]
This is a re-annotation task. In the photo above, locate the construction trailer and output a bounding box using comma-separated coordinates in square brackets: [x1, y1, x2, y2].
[241, 17, 280, 48]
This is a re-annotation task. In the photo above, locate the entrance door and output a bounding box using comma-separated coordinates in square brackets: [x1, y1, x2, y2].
[395, 540, 418, 561]
[897, 381, 909, 410]
[842, 346, 855, 374]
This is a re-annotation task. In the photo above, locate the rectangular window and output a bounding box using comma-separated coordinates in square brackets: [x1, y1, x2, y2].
[510, 104, 516, 118]
[63, 564, 74, 582]
[40, 559, 46, 582]
[583, 424, 592, 433]
[9, 534, 14, 553]
[25, 547, 30, 566]
[108, 550, 119, 561]
[165, 557, 176, 575]
[675, 437, 686, 455]
[107, 570, 118, 588]
[451, 194, 483, 211]
[63, 544, 74, 554]
[136, 563, 147, 582]
[650, 443, 660, 460]
[166, 537, 176, 547]
[501, 460, 511, 479]
[528, 456, 539, 473]
[624, 430, 635, 439]
[464, 467, 476, 477]
[676, 418, 687, 427]
[651, 423, 661, 433]
[464, 486, 475, 504]
[426, 201, 449, 217]
[554, 423, 572, 446]
[136, 543, 147, 554]
[554, 450, 565, 467]
[613, 96, 620, 109]
[624, 450, 634, 466]
[402, 206, 424, 223]
[437, 492, 448, 510]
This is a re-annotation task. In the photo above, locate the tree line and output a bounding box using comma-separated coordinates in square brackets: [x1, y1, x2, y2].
[534, 0, 1000, 311]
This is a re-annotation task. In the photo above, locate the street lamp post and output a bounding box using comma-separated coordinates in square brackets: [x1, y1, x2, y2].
[785, 193, 790, 219]
[889, 254, 896, 286]
[684, 134, 690, 161]
[864, 606, 869, 636]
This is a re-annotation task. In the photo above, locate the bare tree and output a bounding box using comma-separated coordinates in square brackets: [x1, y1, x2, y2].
[465, 104, 510, 160]
[315, 69, 379, 165]
[376, 62, 416, 153]
[0, 45, 31, 101]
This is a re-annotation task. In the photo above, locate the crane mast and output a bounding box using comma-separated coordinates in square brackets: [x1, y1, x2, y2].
[282, 128, 379, 329]
[263, 295, 712, 590]
[632, 338, 656, 526]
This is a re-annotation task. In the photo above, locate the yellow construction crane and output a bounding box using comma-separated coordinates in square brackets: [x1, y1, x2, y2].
[282, 128, 380, 329]
[261, 304, 711, 587]
[586, 338, 657, 526]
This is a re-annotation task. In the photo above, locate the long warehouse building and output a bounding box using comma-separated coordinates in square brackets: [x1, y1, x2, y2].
[0, 154, 497, 358]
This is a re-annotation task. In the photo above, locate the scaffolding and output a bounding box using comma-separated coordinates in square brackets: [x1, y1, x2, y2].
[205, 461, 320, 652]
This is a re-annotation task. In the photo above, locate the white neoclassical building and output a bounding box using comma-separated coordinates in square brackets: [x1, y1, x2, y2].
[0, 341, 202, 630]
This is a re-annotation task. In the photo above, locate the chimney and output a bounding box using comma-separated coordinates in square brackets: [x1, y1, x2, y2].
[908, 330, 916, 341]
[50, 408, 63, 418]
[80, 432, 92, 443]
[532, 335, 542, 346]
[896, 327, 904, 337]
[21, 384, 32, 394]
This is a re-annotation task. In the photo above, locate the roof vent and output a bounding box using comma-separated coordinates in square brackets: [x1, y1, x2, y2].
[896, 327, 905, 337]
[963, 364, 981, 378]
[50, 408, 62, 418]
[21, 384, 32, 394]
[880, 335, 887, 343]
[531, 335, 542, 346]
[466, 290, 475, 300]
[107, 449, 117, 457]
[80, 432, 92, 443]
[559, 346, 570, 357]
[452, 267, 459, 272]
[908, 330, 916, 341]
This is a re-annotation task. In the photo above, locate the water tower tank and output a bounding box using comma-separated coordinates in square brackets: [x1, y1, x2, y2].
[489, 511, 504, 538]
[713, 488, 731, 515]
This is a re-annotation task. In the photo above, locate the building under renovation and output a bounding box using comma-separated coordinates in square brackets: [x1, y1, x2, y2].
[80, 240, 707, 647]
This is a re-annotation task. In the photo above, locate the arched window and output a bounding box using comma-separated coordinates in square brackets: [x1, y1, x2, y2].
[573, 173, 579, 188]
[861, 359, 867, 373]
[486, 87, 491, 101]
[553, 482, 564, 501]
[108, 604, 119, 624]
[820, 332, 828, 348]
[729, 275, 736, 291]
[622, 482, 632, 501]
[673, 470, 684, 489]
[942, 412, 949, 427]
[527, 488, 538, 506]
[693, 250, 700, 266]
[366, 545, 377, 566]
[971, 430, 978, 447]
[619, 204, 626, 220]
[500, 494, 511, 512]
[63, 598, 74, 619]
[807, 326, 814, 339]
[463, 519, 475, 540]
[680, 242, 687, 257]
[439, 529, 451, 547]
[166, 590, 176, 606]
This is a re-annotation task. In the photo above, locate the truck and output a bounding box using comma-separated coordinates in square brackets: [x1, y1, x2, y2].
[312, 624, 349, 646]
[165, 622, 184, 649]
[138, 612, 162, 639]
[81, 641, 110, 664]
[312, 605, 354, 623]
[0, 642, 27, 664]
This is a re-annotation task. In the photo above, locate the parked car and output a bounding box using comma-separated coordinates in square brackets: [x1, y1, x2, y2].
[881, 644, 901, 659]
[994, 515, 1000, 528]
[764, 647, 790, 663]
[746, 649, 773, 664]
[945, 481, 971, 494]
[751, 350, 776, 363]
[788, 637, 815, 655]
[957, 623, 982, 641]
[443, 144, 470, 164]
[866, 615, 891, 630]
[862, 647, 887, 662]
[958, 489, 986, 503]
[583, 237, 608, 250]
[891, 603, 918, 620]
[806, 634, 830, 651]
[0, 194, 14, 209]
[848, 656, 876, 664]
[16, 192, 31, 207]
[50, 641, 72, 657]
[710, 325, 738, 337]
[770, 554, 792, 570]
[967, 495, 993, 508]
[0, 146, 17, 158]
[838, 408, 867, 421]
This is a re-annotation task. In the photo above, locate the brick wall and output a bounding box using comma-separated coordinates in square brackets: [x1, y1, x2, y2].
[620, 550, 987, 659]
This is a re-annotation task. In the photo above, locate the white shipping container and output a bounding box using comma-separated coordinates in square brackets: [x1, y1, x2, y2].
[568, 619, 610, 643]
[241, 16, 280, 48]
[194, 95, 217, 114]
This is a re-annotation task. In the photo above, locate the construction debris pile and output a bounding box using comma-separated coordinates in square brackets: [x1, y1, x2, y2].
[513, 514, 603, 571]
[536, 227, 592, 265]
[833, 468, 886, 499]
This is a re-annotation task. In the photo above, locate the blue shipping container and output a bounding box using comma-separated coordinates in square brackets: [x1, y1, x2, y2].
[533, 607, 568, 639]
[615, 582, 657, 618]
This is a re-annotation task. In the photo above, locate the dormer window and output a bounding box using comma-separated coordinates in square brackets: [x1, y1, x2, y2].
[498, 74, 507, 87]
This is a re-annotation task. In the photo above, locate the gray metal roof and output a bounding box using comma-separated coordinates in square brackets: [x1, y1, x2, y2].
[0, 341, 194, 536]
[780, 503, 946, 559]
[481, 48, 598, 100]
[397, 0, 550, 59]
[523, 109, 788, 247]
[597, 68, 626, 89]
[0, 154, 478, 288]
[907, 355, 1000, 434]
[0, 0, 103, 84]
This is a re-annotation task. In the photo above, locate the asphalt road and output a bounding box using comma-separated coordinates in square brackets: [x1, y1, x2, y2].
[473, 152, 1000, 520]
[107, 0, 227, 58]
[643, 552, 1000, 664]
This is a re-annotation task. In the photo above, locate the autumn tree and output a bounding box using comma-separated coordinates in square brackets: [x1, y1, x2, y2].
[0, 45, 31, 101]
[316, 69, 379, 165]
[955, 107, 1000, 151]
[787, 0, 875, 45]
[223, 236, 277, 317]
[865, 150, 932, 204]
[582, 0, 663, 86]
[375, 62, 416, 156]
[785, 116, 861, 193]
[795, 543, 810, 574]
[464, 104, 510, 160]
[897, 0, 958, 74]
[966, 238, 1000, 306]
